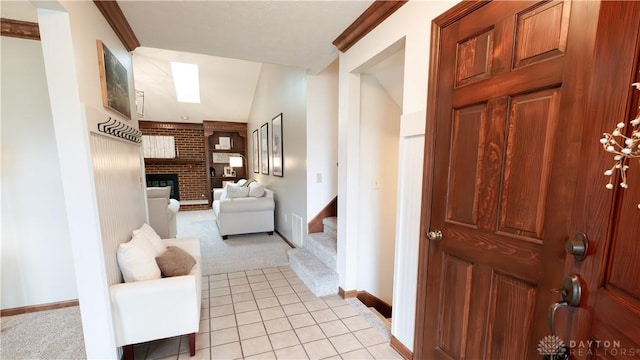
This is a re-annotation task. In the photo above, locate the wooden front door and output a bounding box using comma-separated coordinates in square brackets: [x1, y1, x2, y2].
[563, 2, 640, 358]
[412, 1, 638, 358]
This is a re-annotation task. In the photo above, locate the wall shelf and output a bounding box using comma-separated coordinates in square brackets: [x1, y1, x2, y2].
[203, 121, 248, 205]
[144, 158, 204, 165]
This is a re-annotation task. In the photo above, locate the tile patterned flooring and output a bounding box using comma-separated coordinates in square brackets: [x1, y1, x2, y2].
[132, 266, 404, 360]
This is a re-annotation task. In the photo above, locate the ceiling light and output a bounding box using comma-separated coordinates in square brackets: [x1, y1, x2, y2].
[170, 62, 200, 103]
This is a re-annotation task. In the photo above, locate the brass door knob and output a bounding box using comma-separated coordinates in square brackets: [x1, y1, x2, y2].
[427, 229, 443, 241]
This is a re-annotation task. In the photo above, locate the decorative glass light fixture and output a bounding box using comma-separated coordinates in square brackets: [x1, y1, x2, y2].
[135, 90, 144, 118]
[600, 83, 640, 209]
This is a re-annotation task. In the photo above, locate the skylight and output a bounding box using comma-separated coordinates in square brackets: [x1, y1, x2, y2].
[170, 62, 200, 103]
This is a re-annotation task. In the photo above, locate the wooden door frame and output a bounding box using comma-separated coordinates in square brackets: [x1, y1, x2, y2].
[413, 1, 489, 357]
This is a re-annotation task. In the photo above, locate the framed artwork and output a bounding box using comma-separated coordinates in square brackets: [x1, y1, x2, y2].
[97, 40, 131, 119]
[252, 129, 260, 173]
[223, 166, 235, 177]
[260, 123, 269, 175]
[212, 152, 242, 164]
[272, 113, 283, 177]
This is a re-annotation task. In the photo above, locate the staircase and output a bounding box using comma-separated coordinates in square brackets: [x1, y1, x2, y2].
[287, 217, 338, 297]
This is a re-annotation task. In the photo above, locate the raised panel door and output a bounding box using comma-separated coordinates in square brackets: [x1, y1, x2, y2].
[417, 1, 600, 358]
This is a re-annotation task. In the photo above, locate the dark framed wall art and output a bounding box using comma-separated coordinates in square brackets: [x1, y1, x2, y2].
[272, 113, 283, 177]
[252, 129, 260, 173]
[97, 40, 131, 119]
[260, 123, 269, 175]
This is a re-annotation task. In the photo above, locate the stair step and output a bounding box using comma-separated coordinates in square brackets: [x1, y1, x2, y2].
[287, 248, 338, 297]
[323, 217, 337, 237]
[306, 232, 337, 271]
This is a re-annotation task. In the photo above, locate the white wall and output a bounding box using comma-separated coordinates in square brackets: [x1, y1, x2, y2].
[306, 60, 339, 220]
[36, 1, 146, 357]
[357, 75, 400, 304]
[337, 0, 460, 351]
[51, 0, 146, 287]
[248, 63, 307, 246]
[1, 36, 77, 309]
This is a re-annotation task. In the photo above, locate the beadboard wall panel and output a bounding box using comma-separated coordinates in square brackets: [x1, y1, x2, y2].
[391, 134, 425, 350]
[90, 133, 146, 286]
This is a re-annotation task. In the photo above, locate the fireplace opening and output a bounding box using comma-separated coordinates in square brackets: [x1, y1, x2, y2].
[146, 173, 179, 200]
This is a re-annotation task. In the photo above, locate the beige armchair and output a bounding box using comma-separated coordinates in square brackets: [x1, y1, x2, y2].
[146, 187, 179, 238]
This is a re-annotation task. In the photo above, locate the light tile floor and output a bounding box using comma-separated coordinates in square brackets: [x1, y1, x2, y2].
[132, 266, 404, 360]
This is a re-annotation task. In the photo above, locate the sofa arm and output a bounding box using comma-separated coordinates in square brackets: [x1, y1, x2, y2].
[168, 199, 180, 213]
[110, 275, 200, 346]
[213, 188, 225, 201]
[163, 237, 201, 257]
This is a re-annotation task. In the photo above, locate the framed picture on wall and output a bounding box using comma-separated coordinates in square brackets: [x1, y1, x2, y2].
[260, 123, 269, 175]
[223, 166, 235, 177]
[252, 129, 260, 173]
[97, 40, 131, 119]
[272, 113, 283, 177]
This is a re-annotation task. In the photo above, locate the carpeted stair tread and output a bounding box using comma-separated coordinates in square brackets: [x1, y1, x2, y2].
[323, 217, 337, 237]
[287, 248, 338, 297]
[306, 232, 337, 270]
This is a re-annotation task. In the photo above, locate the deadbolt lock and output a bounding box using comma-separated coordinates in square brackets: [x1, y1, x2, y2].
[565, 232, 589, 261]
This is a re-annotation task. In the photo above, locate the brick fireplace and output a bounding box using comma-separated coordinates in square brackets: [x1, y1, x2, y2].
[146, 173, 179, 200]
[140, 121, 210, 211]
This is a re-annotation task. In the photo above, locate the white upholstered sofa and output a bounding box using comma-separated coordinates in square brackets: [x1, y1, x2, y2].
[213, 180, 275, 239]
[147, 186, 180, 239]
[110, 224, 201, 359]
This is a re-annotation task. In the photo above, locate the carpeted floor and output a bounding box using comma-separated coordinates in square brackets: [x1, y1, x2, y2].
[1, 306, 85, 359]
[176, 209, 292, 275]
[1, 211, 294, 359]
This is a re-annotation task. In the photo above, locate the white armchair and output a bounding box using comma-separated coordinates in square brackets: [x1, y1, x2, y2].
[147, 186, 180, 239]
[110, 237, 201, 359]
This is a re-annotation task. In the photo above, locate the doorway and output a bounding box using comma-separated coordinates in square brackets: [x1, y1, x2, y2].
[354, 42, 405, 323]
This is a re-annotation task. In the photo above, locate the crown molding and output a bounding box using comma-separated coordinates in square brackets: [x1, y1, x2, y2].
[332, 0, 407, 52]
[1, 18, 40, 40]
[93, 1, 140, 51]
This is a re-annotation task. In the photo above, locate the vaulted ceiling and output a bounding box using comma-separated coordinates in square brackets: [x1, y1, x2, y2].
[3, 1, 406, 124]
[118, 1, 375, 123]
[119, 1, 374, 74]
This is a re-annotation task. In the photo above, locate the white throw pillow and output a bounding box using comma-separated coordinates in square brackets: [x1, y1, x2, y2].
[248, 182, 265, 197]
[132, 223, 166, 256]
[226, 184, 250, 198]
[117, 234, 162, 282]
